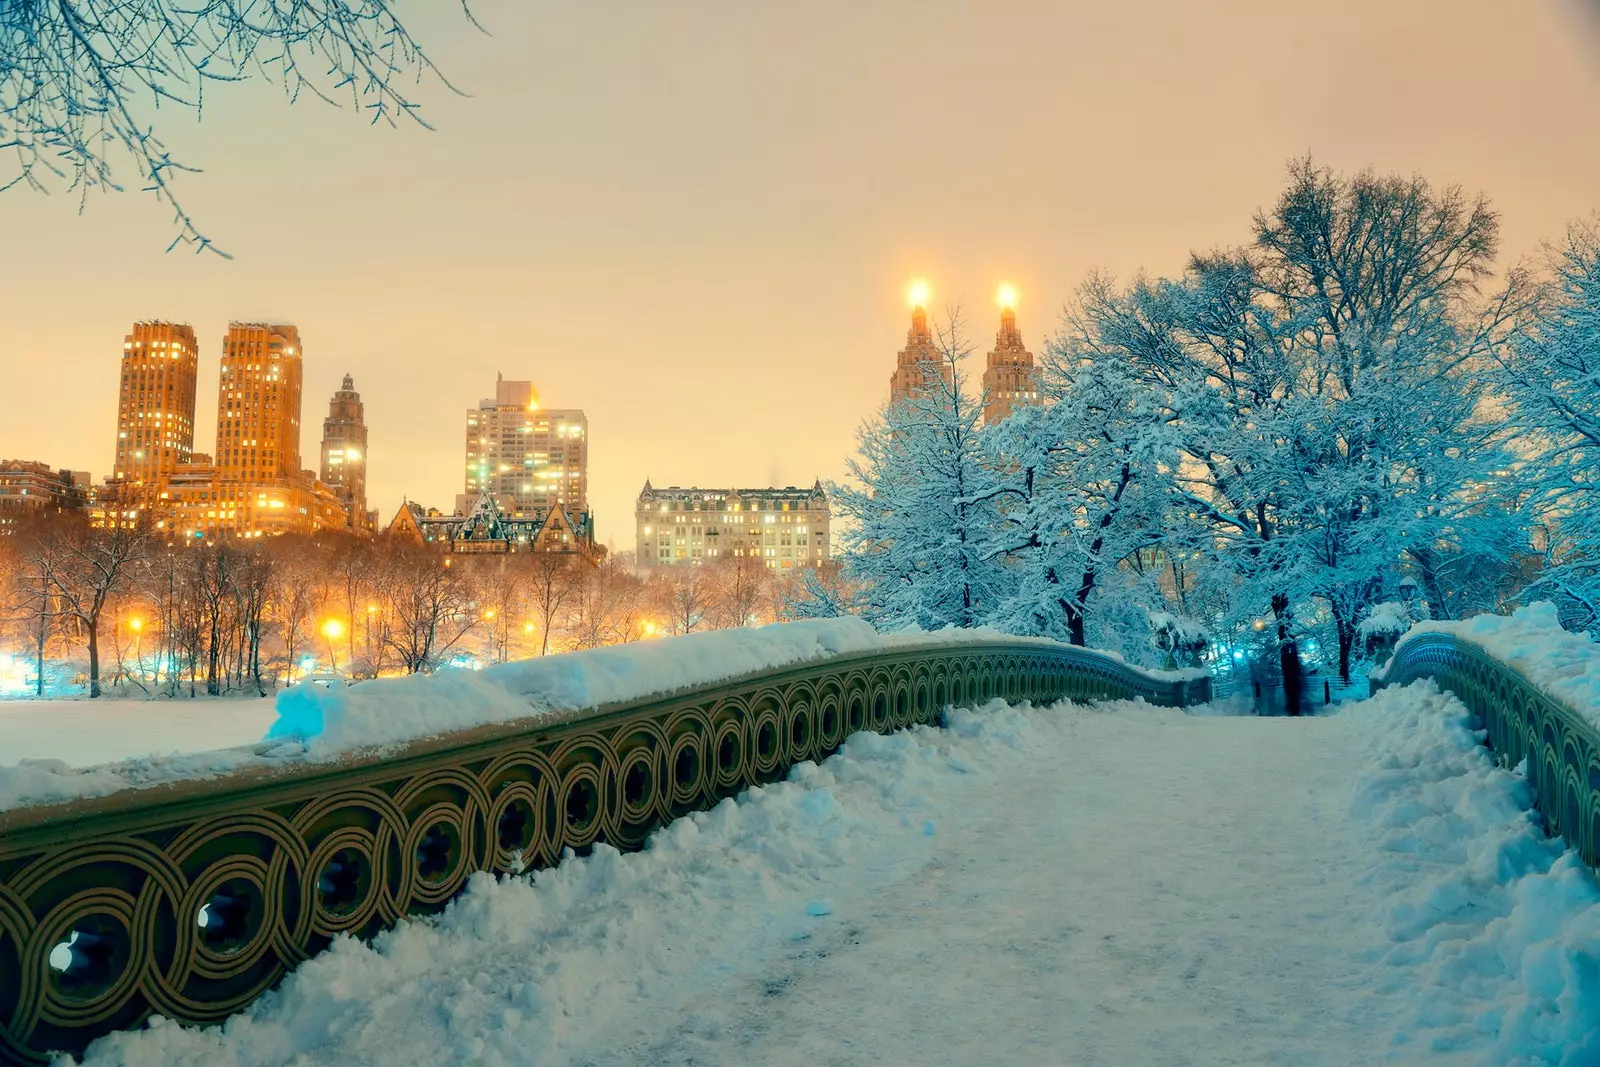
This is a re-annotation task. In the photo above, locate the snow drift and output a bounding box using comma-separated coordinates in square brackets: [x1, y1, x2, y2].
[1381, 601, 1600, 732]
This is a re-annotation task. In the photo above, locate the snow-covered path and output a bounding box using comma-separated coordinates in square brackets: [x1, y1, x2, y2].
[75, 685, 1600, 1066]
[614, 714, 1392, 1067]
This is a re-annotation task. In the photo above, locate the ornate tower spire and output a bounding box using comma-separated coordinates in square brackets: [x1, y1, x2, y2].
[982, 287, 1037, 424]
[319, 373, 370, 529]
[889, 281, 951, 405]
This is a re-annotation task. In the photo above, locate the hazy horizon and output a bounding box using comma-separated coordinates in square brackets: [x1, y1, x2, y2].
[3, 0, 1598, 548]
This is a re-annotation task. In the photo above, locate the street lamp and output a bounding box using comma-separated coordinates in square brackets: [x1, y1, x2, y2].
[321, 618, 345, 673]
[128, 618, 143, 683]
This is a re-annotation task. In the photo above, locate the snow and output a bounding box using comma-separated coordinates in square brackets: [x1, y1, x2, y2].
[0, 699, 276, 767]
[1383, 601, 1600, 733]
[0, 699, 279, 814]
[268, 619, 1194, 762]
[0, 620, 1183, 814]
[1358, 600, 1415, 639]
[268, 618, 885, 759]
[62, 681, 1600, 1066]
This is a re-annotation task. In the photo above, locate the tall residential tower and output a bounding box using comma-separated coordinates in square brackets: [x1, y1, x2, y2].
[320, 374, 370, 528]
[461, 374, 588, 519]
[111, 321, 199, 492]
[215, 323, 303, 482]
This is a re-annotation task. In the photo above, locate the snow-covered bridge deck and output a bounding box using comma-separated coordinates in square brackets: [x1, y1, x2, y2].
[71, 684, 1600, 1066]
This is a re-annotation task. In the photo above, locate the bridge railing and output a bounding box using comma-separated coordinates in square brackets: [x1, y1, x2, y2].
[0, 637, 1208, 1064]
[1372, 632, 1600, 874]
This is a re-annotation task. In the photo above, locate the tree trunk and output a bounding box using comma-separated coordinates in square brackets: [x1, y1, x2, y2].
[1066, 607, 1086, 648]
[1328, 602, 1356, 685]
[87, 620, 101, 699]
[34, 591, 46, 698]
[1272, 592, 1303, 716]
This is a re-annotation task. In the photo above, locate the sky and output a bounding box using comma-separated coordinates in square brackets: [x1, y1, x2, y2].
[3, 0, 1599, 550]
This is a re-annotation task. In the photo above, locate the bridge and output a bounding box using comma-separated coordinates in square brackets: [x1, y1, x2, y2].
[0, 628, 1595, 1064]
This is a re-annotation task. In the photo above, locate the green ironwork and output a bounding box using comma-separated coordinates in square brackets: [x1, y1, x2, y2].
[1373, 632, 1600, 873]
[0, 639, 1207, 1064]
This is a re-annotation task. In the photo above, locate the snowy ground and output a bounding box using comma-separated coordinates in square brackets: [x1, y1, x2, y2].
[0, 698, 275, 767]
[65, 682, 1600, 1066]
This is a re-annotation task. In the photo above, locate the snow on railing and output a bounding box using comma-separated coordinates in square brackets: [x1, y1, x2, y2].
[0, 621, 1202, 817]
[0, 623, 1209, 1065]
[1372, 603, 1600, 874]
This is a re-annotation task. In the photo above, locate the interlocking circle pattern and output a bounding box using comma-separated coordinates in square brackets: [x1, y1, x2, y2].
[0, 640, 1203, 1064]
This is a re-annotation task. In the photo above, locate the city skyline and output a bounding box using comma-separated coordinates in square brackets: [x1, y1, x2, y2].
[2, 1, 1597, 549]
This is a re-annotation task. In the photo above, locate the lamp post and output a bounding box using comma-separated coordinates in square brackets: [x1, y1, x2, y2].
[321, 618, 345, 673]
[127, 617, 144, 684]
[365, 604, 377, 675]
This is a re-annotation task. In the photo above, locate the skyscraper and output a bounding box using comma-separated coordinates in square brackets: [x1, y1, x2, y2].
[888, 294, 951, 406]
[125, 322, 347, 540]
[981, 297, 1037, 424]
[111, 321, 199, 490]
[320, 374, 370, 528]
[215, 323, 303, 483]
[462, 374, 589, 519]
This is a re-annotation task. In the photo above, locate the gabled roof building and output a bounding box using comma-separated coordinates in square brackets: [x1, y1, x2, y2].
[387, 491, 601, 562]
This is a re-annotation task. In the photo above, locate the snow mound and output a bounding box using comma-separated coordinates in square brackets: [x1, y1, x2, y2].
[1357, 600, 1414, 639]
[269, 619, 1188, 761]
[1346, 680, 1600, 1061]
[1382, 602, 1600, 732]
[1, 621, 1181, 814]
[268, 618, 883, 759]
[0, 748, 272, 816]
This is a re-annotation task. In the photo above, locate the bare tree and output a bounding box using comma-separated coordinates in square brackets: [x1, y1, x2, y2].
[381, 547, 478, 673]
[233, 547, 275, 695]
[707, 555, 770, 630]
[657, 566, 712, 635]
[568, 559, 645, 650]
[524, 552, 582, 656]
[1, 0, 478, 252]
[39, 521, 149, 698]
[5, 515, 66, 696]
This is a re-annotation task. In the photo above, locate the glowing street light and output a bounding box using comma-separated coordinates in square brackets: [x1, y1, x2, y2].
[128, 617, 145, 683]
[906, 280, 930, 309]
[321, 618, 345, 673]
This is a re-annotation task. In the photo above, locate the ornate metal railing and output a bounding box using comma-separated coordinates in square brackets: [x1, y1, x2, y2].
[1373, 632, 1600, 873]
[0, 639, 1208, 1064]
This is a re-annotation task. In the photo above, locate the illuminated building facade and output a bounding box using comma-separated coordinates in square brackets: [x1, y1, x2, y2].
[105, 322, 350, 540]
[635, 481, 831, 569]
[980, 300, 1038, 424]
[387, 492, 601, 562]
[0, 461, 89, 533]
[888, 293, 952, 407]
[320, 374, 371, 529]
[111, 321, 199, 492]
[462, 374, 588, 519]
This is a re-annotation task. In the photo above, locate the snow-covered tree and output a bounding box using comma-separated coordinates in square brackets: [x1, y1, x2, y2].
[1493, 218, 1600, 631]
[1090, 160, 1518, 696]
[834, 309, 1000, 631]
[978, 327, 1176, 646]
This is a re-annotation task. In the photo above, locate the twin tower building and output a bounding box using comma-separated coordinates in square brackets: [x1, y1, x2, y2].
[109, 321, 370, 539]
[888, 293, 1038, 423]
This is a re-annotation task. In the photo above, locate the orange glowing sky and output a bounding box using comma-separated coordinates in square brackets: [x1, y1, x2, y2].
[2, 0, 1598, 548]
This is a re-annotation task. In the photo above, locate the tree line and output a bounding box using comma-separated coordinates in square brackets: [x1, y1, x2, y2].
[829, 158, 1597, 712]
[0, 517, 843, 698]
